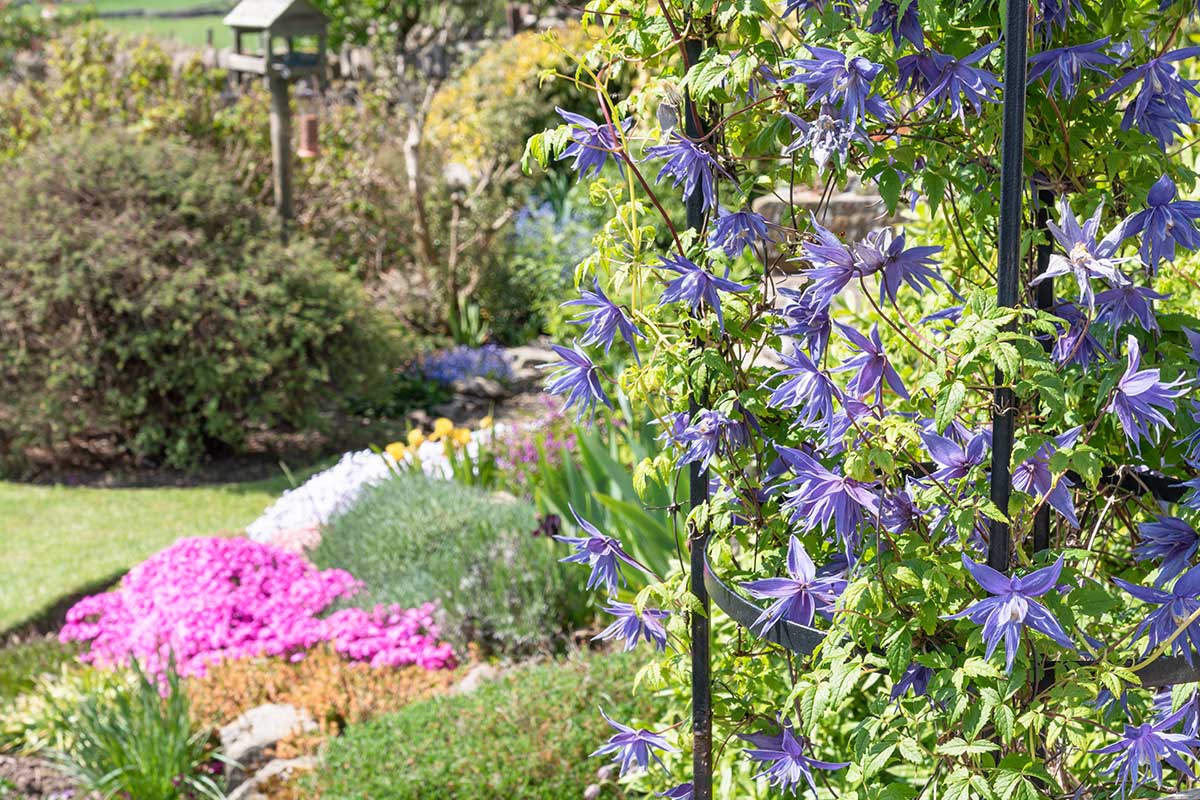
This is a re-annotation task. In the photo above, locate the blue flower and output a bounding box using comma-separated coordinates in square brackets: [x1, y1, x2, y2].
[1012, 427, 1082, 528]
[764, 347, 843, 438]
[740, 718, 848, 796]
[594, 601, 669, 651]
[1135, 516, 1200, 587]
[676, 408, 747, 470]
[543, 342, 611, 421]
[907, 43, 1002, 122]
[782, 111, 865, 171]
[591, 710, 677, 777]
[556, 108, 633, 178]
[655, 254, 751, 334]
[1049, 301, 1109, 370]
[562, 279, 645, 364]
[657, 784, 694, 800]
[1095, 284, 1169, 335]
[851, 229, 945, 306]
[833, 323, 908, 400]
[921, 429, 990, 482]
[709, 207, 774, 258]
[554, 505, 646, 594]
[1179, 474, 1200, 509]
[1093, 704, 1200, 798]
[1097, 47, 1200, 150]
[1108, 335, 1192, 451]
[776, 287, 832, 359]
[741, 535, 843, 632]
[945, 555, 1074, 673]
[881, 481, 922, 534]
[1034, 0, 1080, 36]
[1123, 175, 1200, 271]
[782, 46, 892, 126]
[1027, 38, 1117, 100]
[1032, 197, 1132, 310]
[419, 344, 514, 385]
[643, 134, 723, 212]
[775, 446, 879, 557]
[1155, 686, 1200, 737]
[796, 219, 862, 308]
[890, 663, 934, 703]
[783, 0, 855, 17]
[866, 0, 923, 49]
[1114, 565, 1200, 666]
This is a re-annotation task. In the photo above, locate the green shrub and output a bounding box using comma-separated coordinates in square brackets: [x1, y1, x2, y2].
[0, 130, 400, 470]
[1, 663, 133, 755]
[49, 661, 225, 800]
[313, 473, 585, 656]
[315, 651, 674, 799]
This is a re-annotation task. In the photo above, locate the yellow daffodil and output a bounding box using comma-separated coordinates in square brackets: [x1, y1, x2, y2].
[385, 442, 407, 461]
[407, 429, 426, 448]
[430, 417, 454, 441]
[452, 427, 472, 446]
[479, 415, 494, 430]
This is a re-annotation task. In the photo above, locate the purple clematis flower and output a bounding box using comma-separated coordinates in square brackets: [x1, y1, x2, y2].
[554, 506, 647, 594]
[783, 46, 892, 126]
[1097, 48, 1200, 150]
[676, 408, 747, 470]
[556, 108, 633, 178]
[1032, 197, 1132, 309]
[944, 555, 1075, 673]
[782, 111, 866, 171]
[765, 347, 843, 437]
[881, 481, 922, 534]
[657, 784, 694, 800]
[563, 279, 645, 364]
[543, 342, 611, 421]
[921, 430, 990, 482]
[1095, 284, 1170, 335]
[896, 51, 941, 96]
[1179, 475, 1200, 509]
[1114, 565, 1200, 666]
[1108, 335, 1192, 451]
[1135, 516, 1200, 587]
[1094, 704, 1200, 798]
[710, 207, 774, 258]
[1027, 38, 1117, 100]
[776, 446, 879, 556]
[594, 601, 669, 652]
[1156, 687, 1200, 737]
[833, 323, 908, 400]
[1050, 301, 1109, 370]
[796, 219, 864, 308]
[1035, 0, 1080, 36]
[1123, 175, 1200, 271]
[740, 718, 848, 796]
[851, 229, 946, 306]
[908, 43, 1002, 122]
[867, 0, 923, 49]
[776, 287, 832, 359]
[741, 535, 843, 633]
[890, 663, 934, 703]
[1012, 427, 1082, 528]
[783, 0, 855, 17]
[655, 254, 750, 334]
[643, 134, 722, 212]
[591, 710, 677, 776]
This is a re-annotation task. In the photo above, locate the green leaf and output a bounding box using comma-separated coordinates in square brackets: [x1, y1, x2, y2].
[935, 381, 967, 433]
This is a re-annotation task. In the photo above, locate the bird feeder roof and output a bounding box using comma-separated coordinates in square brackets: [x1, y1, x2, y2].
[222, 0, 327, 34]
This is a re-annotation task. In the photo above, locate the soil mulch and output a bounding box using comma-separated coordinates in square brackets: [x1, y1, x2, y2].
[0, 755, 90, 800]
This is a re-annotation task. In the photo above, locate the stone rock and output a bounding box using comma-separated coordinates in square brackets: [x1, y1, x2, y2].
[450, 375, 511, 400]
[506, 343, 558, 389]
[219, 703, 316, 788]
[452, 662, 501, 695]
[226, 756, 318, 800]
[752, 182, 905, 266]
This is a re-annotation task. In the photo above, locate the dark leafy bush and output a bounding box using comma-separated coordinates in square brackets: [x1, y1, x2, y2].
[312, 473, 586, 656]
[315, 651, 674, 800]
[0, 130, 400, 469]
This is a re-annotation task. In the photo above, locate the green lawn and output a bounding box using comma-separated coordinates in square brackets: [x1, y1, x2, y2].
[99, 14, 231, 48]
[0, 467, 317, 634]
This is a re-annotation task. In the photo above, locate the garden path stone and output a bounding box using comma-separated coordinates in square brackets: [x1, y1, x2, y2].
[225, 756, 318, 800]
[219, 703, 316, 789]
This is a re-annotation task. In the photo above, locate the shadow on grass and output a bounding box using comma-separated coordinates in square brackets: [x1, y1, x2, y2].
[1, 568, 129, 641]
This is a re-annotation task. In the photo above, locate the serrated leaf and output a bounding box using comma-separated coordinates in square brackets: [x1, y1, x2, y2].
[935, 381, 967, 432]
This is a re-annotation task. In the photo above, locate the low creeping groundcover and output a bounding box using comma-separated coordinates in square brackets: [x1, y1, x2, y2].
[59, 537, 456, 677]
[525, 1, 1200, 798]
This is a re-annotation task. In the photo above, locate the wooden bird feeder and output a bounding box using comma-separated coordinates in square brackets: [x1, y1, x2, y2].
[224, 0, 328, 241]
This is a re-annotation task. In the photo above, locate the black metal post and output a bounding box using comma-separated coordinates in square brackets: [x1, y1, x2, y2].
[683, 34, 714, 800]
[1033, 189, 1055, 555]
[988, 0, 1030, 574]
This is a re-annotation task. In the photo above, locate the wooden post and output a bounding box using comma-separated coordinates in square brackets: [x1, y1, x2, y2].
[268, 73, 292, 244]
